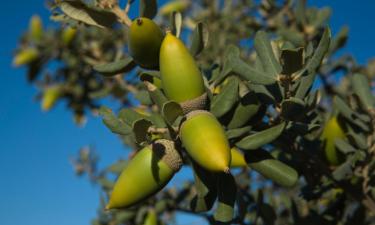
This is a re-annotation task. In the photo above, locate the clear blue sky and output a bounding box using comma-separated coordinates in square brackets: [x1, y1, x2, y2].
[0, 1, 374, 225]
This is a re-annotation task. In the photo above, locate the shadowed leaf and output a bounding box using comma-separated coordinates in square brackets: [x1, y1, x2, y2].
[254, 31, 282, 78]
[236, 122, 286, 150]
[93, 57, 135, 76]
[244, 150, 298, 187]
[190, 22, 209, 56]
[58, 1, 117, 28]
[99, 106, 132, 135]
[140, 0, 158, 19]
[211, 76, 239, 117]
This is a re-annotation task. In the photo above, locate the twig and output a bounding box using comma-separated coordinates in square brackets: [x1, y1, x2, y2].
[124, 0, 131, 14]
[112, 5, 132, 27]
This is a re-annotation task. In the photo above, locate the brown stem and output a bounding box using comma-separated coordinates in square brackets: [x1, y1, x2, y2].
[112, 5, 132, 27]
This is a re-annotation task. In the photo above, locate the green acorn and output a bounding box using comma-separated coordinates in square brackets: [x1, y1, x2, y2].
[106, 139, 182, 209]
[230, 147, 247, 168]
[61, 26, 77, 46]
[160, 32, 206, 114]
[41, 85, 63, 111]
[128, 18, 164, 69]
[29, 15, 43, 41]
[13, 48, 39, 67]
[180, 110, 231, 172]
[143, 209, 158, 225]
[321, 116, 346, 166]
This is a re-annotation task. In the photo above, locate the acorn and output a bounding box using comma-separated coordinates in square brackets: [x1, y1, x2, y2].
[160, 32, 207, 114]
[230, 147, 247, 168]
[13, 48, 39, 67]
[128, 18, 164, 69]
[143, 209, 158, 225]
[321, 116, 346, 166]
[29, 15, 43, 41]
[61, 26, 77, 46]
[41, 85, 63, 111]
[106, 139, 182, 209]
[180, 110, 231, 172]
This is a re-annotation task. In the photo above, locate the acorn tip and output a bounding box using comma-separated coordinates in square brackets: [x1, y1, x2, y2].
[136, 18, 143, 26]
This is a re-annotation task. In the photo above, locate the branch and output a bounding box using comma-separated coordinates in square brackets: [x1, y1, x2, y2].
[112, 5, 132, 27]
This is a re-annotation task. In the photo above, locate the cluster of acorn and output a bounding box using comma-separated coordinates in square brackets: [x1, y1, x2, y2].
[106, 17, 246, 210]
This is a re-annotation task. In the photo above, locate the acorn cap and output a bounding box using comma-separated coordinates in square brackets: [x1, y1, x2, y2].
[180, 93, 208, 114]
[180, 110, 213, 135]
[153, 139, 182, 172]
[184, 109, 212, 121]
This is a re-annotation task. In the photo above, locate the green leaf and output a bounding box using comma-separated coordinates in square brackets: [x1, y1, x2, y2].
[286, 122, 320, 135]
[145, 82, 168, 109]
[93, 57, 135, 76]
[211, 76, 239, 117]
[58, 1, 117, 28]
[114, 211, 136, 223]
[190, 162, 217, 212]
[334, 139, 356, 154]
[295, 0, 306, 26]
[139, 71, 161, 80]
[311, 7, 331, 28]
[227, 92, 260, 129]
[134, 90, 152, 105]
[148, 113, 166, 128]
[161, 101, 184, 126]
[236, 122, 286, 150]
[295, 28, 331, 98]
[248, 83, 276, 104]
[226, 126, 252, 139]
[244, 150, 298, 187]
[254, 31, 282, 78]
[351, 73, 375, 109]
[135, 207, 149, 225]
[214, 45, 240, 84]
[281, 97, 306, 121]
[214, 173, 237, 223]
[277, 28, 305, 47]
[139, 0, 157, 19]
[329, 26, 349, 54]
[334, 96, 371, 131]
[190, 22, 209, 56]
[99, 106, 132, 135]
[118, 108, 147, 126]
[347, 127, 368, 150]
[132, 119, 153, 144]
[229, 56, 276, 85]
[88, 86, 112, 99]
[170, 11, 182, 38]
[96, 176, 115, 190]
[280, 47, 304, 75]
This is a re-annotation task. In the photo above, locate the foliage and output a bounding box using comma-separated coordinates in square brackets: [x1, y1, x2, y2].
[14, 0, 375, 224]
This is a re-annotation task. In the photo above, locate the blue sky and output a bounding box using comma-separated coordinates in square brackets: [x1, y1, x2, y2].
[0, 1, 374, 225]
